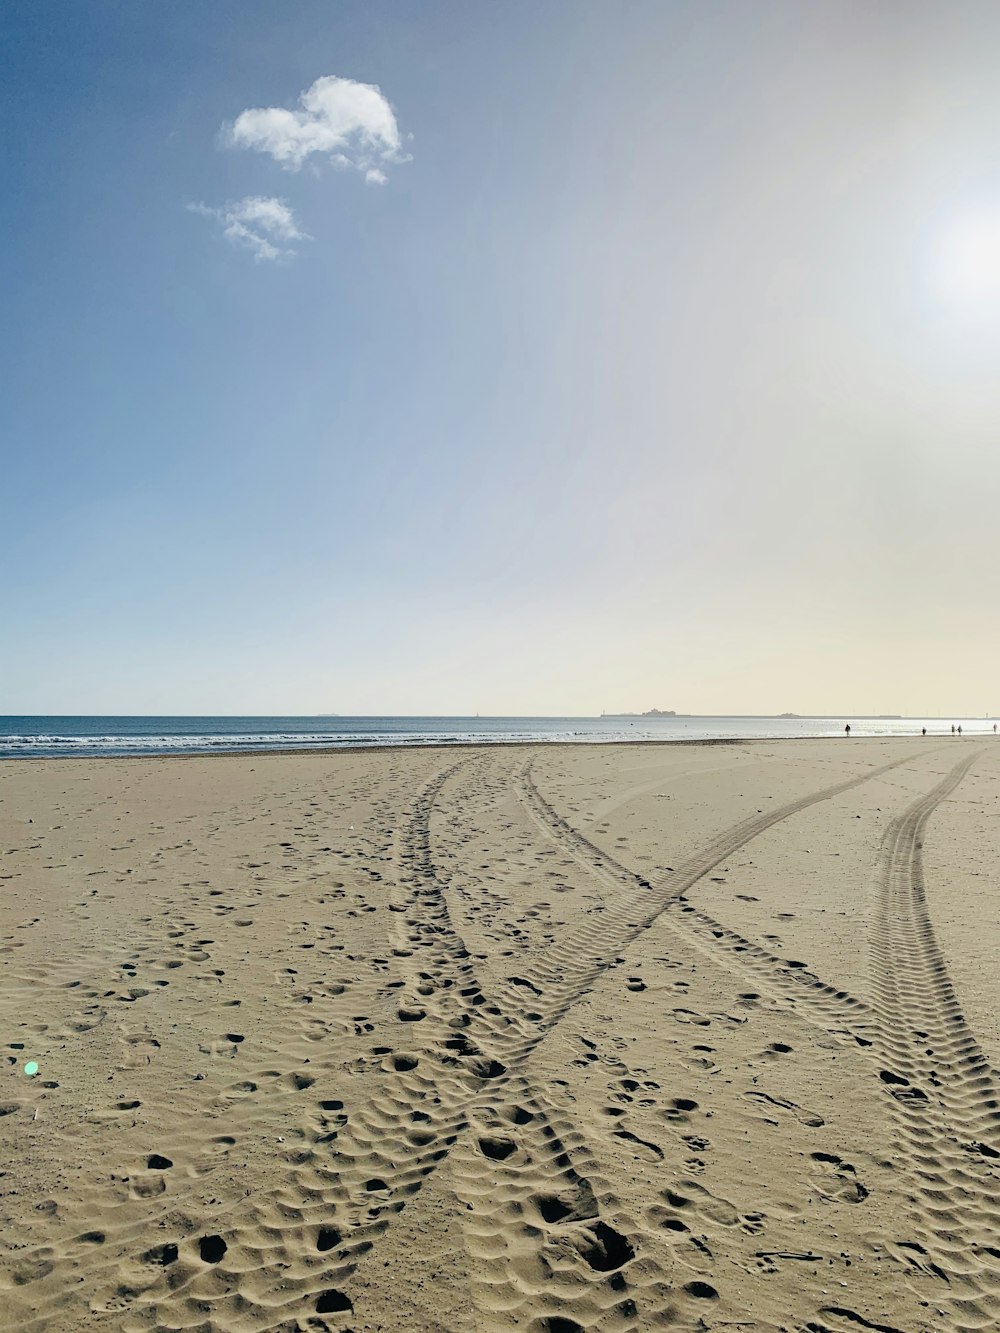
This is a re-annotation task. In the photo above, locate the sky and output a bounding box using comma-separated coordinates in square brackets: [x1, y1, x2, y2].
[4, 0, 1000, 717]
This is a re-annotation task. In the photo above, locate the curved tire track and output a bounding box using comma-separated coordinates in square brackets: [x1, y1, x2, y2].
[501, 752, 933, 1038]
[870, 749, 1000, 1331]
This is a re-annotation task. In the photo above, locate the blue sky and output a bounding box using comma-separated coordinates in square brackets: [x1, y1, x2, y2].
[4, 2, 1000, 714]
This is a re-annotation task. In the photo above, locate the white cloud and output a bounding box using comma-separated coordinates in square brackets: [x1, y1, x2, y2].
[189, 195, 308, 261]
[224, 74, 407, 179]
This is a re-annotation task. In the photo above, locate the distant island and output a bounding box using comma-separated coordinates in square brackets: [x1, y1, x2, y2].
[777, 712, 903, 720]
[601, 711, 907, 720]
[601, 709, 679, 718]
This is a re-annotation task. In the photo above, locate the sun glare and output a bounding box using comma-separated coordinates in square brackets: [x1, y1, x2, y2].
[934, 209, 1000, 304]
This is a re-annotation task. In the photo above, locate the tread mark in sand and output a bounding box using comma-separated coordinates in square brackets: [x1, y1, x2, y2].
[11, 747, 958, 1333]
[870, 749, 1000, 1332]
[506, 752, 935, 1039]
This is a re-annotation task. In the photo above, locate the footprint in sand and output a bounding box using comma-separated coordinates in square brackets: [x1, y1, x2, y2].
[808, 1151, 869, 1204]
[673, 1008, 711, 1026]
[661, 1096, 699, 1124]
[745, 1089, 824, 1128]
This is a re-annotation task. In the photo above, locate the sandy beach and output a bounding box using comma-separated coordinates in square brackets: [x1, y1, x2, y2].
[1, 737, 998, 1332]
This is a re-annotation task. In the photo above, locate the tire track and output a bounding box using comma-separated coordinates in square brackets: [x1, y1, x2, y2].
[226, 749, 910, 1331]
[117, 760, 498, 1331]
[122, 757, 636, 1333]
[449, 1073, 679, 1332]
[288, 749, 939, 1330]
[20, 748, 954, 1332]
[6, 763, 480, 1333]
[499, 753, 932, 1038]
[869, 749, 1000, 1332]
[666, 899, 875, 1042]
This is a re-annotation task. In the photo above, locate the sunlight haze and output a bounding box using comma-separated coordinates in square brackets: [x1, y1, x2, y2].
[3, 0, 999, 715]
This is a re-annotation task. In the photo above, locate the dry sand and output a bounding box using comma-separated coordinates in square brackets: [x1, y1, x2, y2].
[1, 738, 999, 1332]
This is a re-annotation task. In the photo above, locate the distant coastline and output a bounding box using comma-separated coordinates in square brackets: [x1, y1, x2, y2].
[601, 709, 680, 718]
[602, 712, 908, 720]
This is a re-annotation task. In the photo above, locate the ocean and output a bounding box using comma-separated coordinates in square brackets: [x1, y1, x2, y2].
[0, 714, 995, 758]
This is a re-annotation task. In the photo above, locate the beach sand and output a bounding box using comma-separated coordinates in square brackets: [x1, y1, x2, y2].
[1, 738, 998, 1332]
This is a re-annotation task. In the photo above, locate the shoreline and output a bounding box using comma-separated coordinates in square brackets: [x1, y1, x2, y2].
[0, 731, 966, 762]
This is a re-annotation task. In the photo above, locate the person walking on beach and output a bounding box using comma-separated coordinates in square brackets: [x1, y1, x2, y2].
[958, 724, 962, 736]
[845, 723, 851, 736]
[994, 723, 997, 735]
[922, 727, 926, 736]
[952, 724, 956, 735]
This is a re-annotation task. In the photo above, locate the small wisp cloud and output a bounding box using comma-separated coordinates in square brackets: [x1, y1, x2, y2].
[192, 74, 406, 262]
[223, 74, 408, 181]
[189, 195, 308, 262]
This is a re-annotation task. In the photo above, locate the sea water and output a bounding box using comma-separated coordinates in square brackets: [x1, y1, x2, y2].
[0, 715, 995, 758]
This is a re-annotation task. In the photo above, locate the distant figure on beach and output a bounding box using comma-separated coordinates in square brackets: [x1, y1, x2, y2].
[844, 724, 851, 736]
[994, 723, 997, 735]
[951, 725, 956, 735]
[958, 724, 962, 735]
[922, 727, 926, 736]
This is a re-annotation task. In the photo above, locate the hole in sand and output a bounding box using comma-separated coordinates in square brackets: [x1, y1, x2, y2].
[316, 1289, 353, 1313]
[145, 1242, 178, 1265]
[579, 1221, 634, 1272]
[469, 1057, 507, 1079]
[198, 1234, 227, 1263]
[537, 1195, 574, 1224]
[478, 1136, 516, 1161]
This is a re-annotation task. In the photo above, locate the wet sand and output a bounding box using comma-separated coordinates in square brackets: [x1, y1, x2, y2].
[1, 738, 998, 1332]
